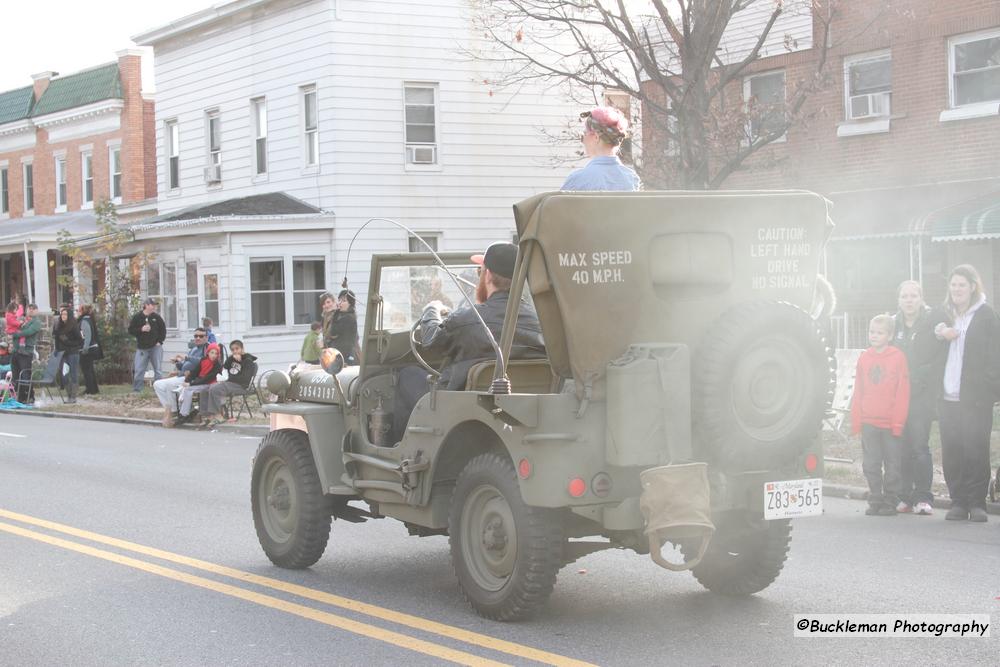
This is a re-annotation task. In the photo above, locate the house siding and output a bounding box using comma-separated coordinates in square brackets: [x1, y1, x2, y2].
[140, 0, 579, 368]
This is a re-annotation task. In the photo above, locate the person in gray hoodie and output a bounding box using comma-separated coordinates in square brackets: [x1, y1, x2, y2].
[934, 265, 1000, 523]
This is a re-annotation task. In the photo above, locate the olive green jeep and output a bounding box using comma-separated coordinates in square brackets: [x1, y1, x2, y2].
[252, 190, 834, 621]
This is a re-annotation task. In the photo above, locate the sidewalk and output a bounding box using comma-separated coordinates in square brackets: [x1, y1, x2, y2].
[0, 384, 268, 437]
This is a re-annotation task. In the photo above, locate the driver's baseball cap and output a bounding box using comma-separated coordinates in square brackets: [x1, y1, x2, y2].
[471, 242, 517, 279]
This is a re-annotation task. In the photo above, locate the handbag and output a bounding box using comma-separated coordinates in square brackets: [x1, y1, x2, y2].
[86, 344, 105, 361]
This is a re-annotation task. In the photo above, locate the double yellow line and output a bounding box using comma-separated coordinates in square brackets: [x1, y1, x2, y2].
[0, 509, 595, 667]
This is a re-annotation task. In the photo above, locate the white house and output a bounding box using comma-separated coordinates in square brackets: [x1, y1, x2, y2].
[123, 0, 580, 371]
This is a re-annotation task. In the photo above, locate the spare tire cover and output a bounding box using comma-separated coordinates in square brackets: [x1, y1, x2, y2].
[693, 301, 834, 472]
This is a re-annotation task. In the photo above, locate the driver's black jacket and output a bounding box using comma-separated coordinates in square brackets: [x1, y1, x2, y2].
[417, 290, 546, 390]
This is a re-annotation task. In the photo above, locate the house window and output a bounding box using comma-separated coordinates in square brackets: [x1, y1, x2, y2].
[1, 167, 8, 215]
[204, 274, 219, 327]
[82, 152, 94, 206]
[110, 147, 122, 200]
[252, 98, 267, 175]
[55, 157, 67, 209]
[302, 86, 318, 167]
[293, 258, 325, 324]
[404, 84, 438, 165]
[23, 162, 33, 211]
[166, 120, 180, 190]
[845, 52, 891, 119]
[408, 233, 440, 253]
[206, 110, 221, 183]
[186, 261, 199, 327]
[147, 261, 178, 328]
[57, 254, 74, 307]
[744, 70, 786, 141]
[950, 29, 1000, 107]
[250, 259, 284, 326]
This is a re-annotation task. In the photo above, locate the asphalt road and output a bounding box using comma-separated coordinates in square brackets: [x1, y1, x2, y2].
[0, 415, 997, 666]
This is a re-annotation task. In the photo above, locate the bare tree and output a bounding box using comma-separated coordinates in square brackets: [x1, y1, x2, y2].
[471, 0, 865, 189]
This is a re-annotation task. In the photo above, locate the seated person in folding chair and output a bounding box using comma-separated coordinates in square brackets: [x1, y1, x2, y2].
[175, 343, 223, 426]
[12, 303, 42, 404]
[0, 341, 11, 376]
[199, 340, 257, 427]
[153, 327, 209, 427]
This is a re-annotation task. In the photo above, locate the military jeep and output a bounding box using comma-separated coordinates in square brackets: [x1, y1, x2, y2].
[252, 190, 834, 621]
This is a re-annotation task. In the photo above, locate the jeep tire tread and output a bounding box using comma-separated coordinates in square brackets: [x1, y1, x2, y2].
[251, 429, 331, 569]
[687, 514, 792, 596]
[694, 300, 834, 472]
[448, 453, 564, 621]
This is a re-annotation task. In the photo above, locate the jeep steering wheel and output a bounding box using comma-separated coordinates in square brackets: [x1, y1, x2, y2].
[409, 320, 441, 379]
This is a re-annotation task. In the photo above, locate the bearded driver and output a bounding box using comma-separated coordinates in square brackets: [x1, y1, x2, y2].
[392, 242, 546, 440]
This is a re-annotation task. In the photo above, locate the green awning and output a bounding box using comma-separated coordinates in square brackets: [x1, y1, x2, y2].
[930, 190, 1000, 242]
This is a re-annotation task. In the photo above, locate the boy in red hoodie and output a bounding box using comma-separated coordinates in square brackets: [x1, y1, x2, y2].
[851, 314, 911, 516]
[176, 343, 222, 425]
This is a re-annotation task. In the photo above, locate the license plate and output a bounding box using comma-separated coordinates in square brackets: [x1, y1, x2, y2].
[764, 478, 822, 520]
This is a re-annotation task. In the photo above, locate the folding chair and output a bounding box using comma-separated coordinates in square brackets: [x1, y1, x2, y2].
[0, 371, 14, 403]
[823, 349, 863, 443]
[226, 364, 262, 420]
[18, 351, 66, 405]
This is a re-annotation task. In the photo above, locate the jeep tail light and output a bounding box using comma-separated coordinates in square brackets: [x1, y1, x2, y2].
[568, 477, 587, 498]
[518, 458, 532, 479]
[804, 453, 818, 473]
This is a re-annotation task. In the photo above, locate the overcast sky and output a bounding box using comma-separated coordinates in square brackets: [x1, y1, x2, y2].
[0, 0, 213, 94]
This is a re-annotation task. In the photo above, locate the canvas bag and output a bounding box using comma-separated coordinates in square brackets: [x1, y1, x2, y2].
[639, 462, 715, 571]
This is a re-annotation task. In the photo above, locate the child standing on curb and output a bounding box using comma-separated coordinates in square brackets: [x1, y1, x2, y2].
[851, 314, 911, 516]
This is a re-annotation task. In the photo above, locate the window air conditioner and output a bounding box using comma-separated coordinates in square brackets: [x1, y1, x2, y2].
[204, 164, 222, 183]
[849, 92, 890, 119]
[407, 145, 437, 165]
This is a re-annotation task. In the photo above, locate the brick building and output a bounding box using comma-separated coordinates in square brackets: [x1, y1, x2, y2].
[0, 50, 156, 312]
[644, 1, 1000, 346]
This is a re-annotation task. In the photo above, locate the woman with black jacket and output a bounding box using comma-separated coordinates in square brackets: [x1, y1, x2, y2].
[53, 306, 84, 403]
[77, 304, 102, 395]
[934, 265, 1000, 522]
[327, 289, 359, 365]
[891, 281, 949, 515]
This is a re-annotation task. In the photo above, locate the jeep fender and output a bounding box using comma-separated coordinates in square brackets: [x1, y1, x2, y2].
[262, 403, 350, 495]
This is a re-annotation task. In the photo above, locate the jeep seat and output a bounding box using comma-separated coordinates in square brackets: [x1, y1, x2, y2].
[466, 358, 559, 393]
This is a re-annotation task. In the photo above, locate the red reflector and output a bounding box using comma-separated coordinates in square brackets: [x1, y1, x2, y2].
[568, 477, 587, 498]
[518, 458, 532, 479]
[804, 453, 818, 473]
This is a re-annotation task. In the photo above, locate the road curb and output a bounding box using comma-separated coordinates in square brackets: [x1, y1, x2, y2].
[0, 408, 268, 437]
[824, 482, 1000, 515]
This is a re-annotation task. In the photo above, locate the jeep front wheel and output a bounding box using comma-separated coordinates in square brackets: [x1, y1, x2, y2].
[448, 453, 564, 621]
[251, 429, 331, 569]
[685, 512, 792, 596]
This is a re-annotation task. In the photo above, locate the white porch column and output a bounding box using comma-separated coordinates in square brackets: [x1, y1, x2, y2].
[31, 248, 51, 312]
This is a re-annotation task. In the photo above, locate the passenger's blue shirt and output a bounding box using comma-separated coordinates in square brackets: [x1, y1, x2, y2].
[561, 156, 640, 192]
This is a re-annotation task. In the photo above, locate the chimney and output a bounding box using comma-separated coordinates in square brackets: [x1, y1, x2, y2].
[31, 71, 57, 101]
[115, 48, 144, 96]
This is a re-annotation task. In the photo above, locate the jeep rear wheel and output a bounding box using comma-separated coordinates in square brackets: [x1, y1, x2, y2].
[251, 429, 331, 569]
[694, 301, 834, 472]
[685, 512, 792, 596]
[449, 453, 564, 621]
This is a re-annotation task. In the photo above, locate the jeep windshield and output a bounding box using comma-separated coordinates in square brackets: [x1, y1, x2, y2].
[377, 262, 478, 333]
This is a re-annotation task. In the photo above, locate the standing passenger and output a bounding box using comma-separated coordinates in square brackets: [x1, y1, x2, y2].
[561, 106, 640, 192]
[934, 265, 1000, 522]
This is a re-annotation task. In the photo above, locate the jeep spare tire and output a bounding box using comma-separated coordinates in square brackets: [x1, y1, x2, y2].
[693, 301, 834, 472]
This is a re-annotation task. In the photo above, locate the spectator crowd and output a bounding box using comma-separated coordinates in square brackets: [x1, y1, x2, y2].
[850, 264, 998, 523]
